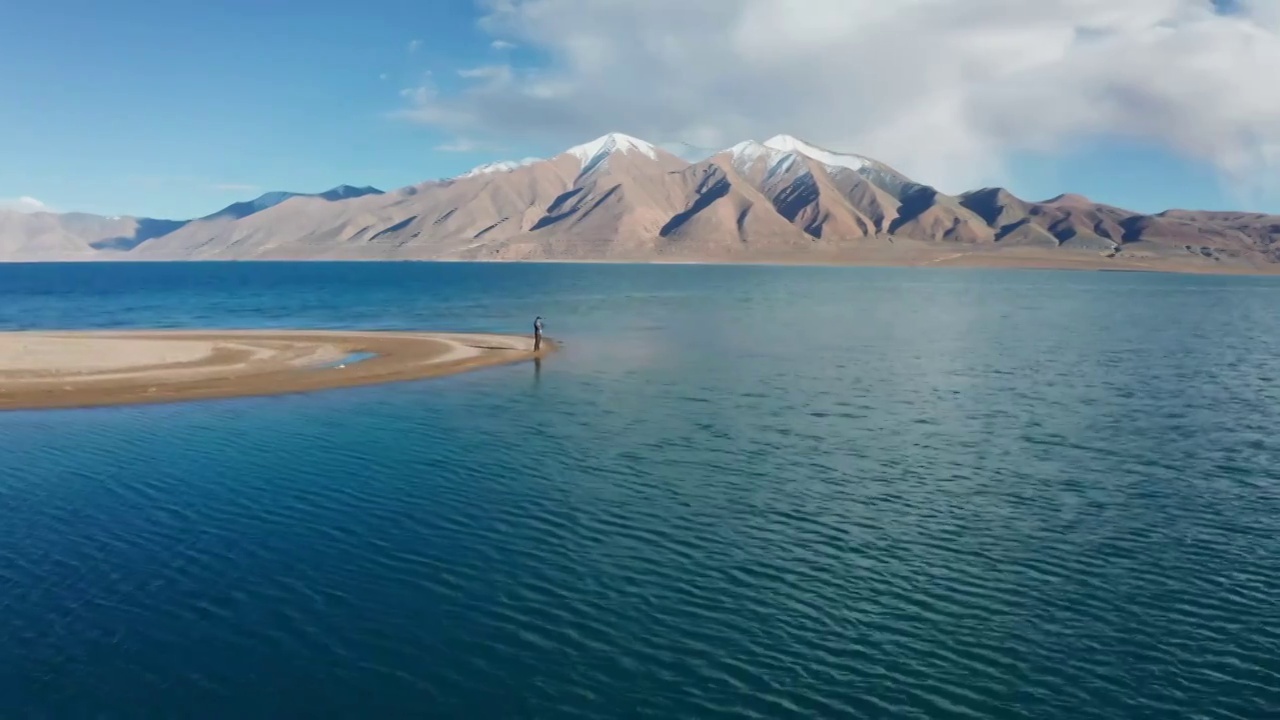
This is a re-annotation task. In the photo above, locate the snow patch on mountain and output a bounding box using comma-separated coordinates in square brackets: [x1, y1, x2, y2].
[459, 158, 540, 179]
[727, 140, 800, 174]
[763, 155, 803, 185]
[728, 140, 778, 165]
[726, 141, 812, 189]
[567, 133, 658, 172]
[763, 135, 870, 173]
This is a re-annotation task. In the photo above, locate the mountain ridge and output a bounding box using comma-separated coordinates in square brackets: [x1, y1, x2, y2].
[2, 135, 1277, 272]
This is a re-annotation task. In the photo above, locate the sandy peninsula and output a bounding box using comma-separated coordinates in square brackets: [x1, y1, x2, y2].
[0, 329, 550, 411]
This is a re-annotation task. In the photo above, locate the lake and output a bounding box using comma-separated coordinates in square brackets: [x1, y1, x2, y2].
[2, 261, 1278, 719]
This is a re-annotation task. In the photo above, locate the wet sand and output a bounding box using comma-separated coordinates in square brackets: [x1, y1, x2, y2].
[0, 330, 551, 411]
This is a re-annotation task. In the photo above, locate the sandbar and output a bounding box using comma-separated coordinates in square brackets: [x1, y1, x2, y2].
[0, 329, 551, 411]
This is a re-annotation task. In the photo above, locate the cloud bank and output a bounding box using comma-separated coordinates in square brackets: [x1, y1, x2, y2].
[398, 0, 1280, 193]
[434, 137, 499, 152]
[0, 196, 53, 213]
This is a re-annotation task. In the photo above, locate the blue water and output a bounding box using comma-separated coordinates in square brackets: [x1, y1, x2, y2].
[316, 351, 379, 369]
[2, 262, 1279, 719]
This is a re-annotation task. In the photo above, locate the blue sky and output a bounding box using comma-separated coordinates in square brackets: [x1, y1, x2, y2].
[0, 0, 511, 218]
[2, 0, 1277, 219]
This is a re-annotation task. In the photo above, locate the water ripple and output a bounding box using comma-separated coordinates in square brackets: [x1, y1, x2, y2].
[2, 264, 1280, 718]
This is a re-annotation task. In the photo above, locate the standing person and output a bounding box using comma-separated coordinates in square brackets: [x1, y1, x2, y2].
[533, 316, 544, 352]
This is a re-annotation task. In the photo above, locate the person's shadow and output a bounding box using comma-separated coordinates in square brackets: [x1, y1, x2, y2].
[533, 356, 542, 386]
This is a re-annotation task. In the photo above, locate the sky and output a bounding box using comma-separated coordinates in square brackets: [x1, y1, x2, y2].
[2, 0, 1278, 220]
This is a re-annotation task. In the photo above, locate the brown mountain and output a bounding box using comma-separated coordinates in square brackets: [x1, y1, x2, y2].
[0, 211, 187, 259]
[4, 132, 1278, 271]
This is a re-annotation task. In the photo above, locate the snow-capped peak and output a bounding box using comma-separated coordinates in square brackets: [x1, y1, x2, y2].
[727, 140, 798, 175]
[566, 132, 658, 168]
[729, 140, 775, 162]
[459, 157, 540, 179]
[762, 135, 869, 173]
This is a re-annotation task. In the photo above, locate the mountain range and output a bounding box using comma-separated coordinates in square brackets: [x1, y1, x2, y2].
[4, 134, 1277, 272]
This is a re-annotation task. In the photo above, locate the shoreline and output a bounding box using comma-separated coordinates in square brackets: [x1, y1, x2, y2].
[8, 251, 1280, 276]
[0, 330, 551, 411]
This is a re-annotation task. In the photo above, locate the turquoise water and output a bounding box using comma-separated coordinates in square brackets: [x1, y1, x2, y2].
[316, 351, 380, 369]
[2, 262, 1279, 719]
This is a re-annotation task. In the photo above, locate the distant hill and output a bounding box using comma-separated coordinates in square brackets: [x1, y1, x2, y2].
[0, 186, 384, 259]
[2, 136, 1276, 272]
[201, 185, 385, 221]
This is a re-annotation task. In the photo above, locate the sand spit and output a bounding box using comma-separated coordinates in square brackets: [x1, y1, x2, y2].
[0, 329, 550, 411]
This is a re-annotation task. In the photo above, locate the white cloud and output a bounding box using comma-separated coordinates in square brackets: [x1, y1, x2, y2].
[397, 0, 1280, 194]
[0, 196, 53, 213]
[457, 64, 514, 82]
[659, 141, 717, 161]
[491, 39, 517, 50]
[434, 137, 498, 152]
[408, 39, 423, 53]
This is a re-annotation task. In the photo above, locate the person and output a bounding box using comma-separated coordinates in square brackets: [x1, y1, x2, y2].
[533, 316, 544, 351]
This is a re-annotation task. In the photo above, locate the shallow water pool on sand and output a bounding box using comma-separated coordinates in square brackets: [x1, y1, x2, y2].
[314, 350, 379, 369]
